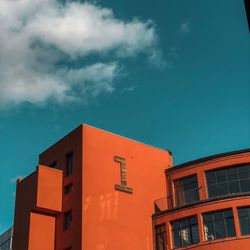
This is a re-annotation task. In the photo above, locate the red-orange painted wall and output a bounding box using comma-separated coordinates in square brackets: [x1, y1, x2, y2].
[28, 212, 56, 250]
[12, 166, 63, 250]
[37, 124, 172, 250]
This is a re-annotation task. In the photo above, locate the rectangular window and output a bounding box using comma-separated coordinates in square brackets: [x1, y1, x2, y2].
[155, 224, 167, 250]
[65, 152, 73, 177]
[174, 175, 200, 207]
[63, 211, 72, 230]
[206, 164, 250, 198]
[172, 216, 199, 248]
[238, 207, 250, 235]
[203, 209, 236, 241]
[64, 183, 73, 195]
[49, 161, 57, 169]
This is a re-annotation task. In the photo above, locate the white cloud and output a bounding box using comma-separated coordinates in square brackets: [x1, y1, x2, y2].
[0, 0, 163, 107]
[121, 85, 136, 93]
[179, 22, 191, 34]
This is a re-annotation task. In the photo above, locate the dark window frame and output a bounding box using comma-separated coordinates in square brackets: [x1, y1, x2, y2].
[171, 215, 200, 248]
[203, 209, 236, 241]
[49, 161, 57, 169]
[65, 151, 73, 177]
[63, 210, 72, 231]
[238, 207, 250, 235]
[173, 174, 200, 207]
[155, 224, 167, 250]
[64, 183, 73, 195]
[206, 164, 250, 198]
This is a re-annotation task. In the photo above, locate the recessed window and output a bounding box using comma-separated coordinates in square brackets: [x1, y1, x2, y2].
[64, 183, 73, 195]
[65, 152, 73, 177]
[174, 175, 199, 207]
[49, 161, 57, 169]
[238, 207, 250, 235]
[203, 209, 236, 241]
[155, 224, 167, 250]
[172, 216, 199, 248]
[64, 211, 72, 230]
[206, 164, 250, 198]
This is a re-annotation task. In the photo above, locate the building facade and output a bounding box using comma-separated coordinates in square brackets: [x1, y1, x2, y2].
[0, 227, 13, 250]
[12, 124, 172, 250]
[11, 124, 250, 249]
[153, 149, 250, 250]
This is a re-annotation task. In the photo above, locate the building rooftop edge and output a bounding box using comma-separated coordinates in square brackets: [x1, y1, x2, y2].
[165, 148, 250, 173]
[40, 123, 172, 157]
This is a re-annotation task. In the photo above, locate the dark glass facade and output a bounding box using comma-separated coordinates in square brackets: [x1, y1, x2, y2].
[206, 164, 250, 198]
[203, 209, 236, 240]
[172, 216, 199, 248]
[238, 207, 250, 235]
[155, 224, 167, 250]
[174, 175, 199, 207]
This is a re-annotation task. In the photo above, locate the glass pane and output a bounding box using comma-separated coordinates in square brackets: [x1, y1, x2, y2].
[239, 216, 250, 235]
[238, 165, 249, 179]
[208, 184, 218, 198]
[238, 207, 249, 217]
[216, 183, 229, 196]
[183, 175, 198, 190]
[228, 180, 240, 194]
[181, 228, 191, 246]
[240, 179, 250, 192]
[214, 219, 226, 239]
[216, 169, 227, 182]
[224, 209, 233, 218]
[203, 213, 212, 222]
[191, 225, 200, 244]
[227, 168, 238, 180]
[203, 222, 214, 240]
[226, 218, 236, 237]
[172, 221, 180, 230]
[206, 171, 216, 185]
[173, 230, 181, 248]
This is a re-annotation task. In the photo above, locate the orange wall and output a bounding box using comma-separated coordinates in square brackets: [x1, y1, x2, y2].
[39, 125, 83, 250]
[28, 212, 56, 250]
[12, 166, 63, 250]
[38, 124, 172, 250]
[82, 125, 172, 250]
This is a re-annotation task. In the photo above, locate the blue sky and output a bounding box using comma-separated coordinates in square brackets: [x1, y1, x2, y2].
[0, 0, 249, 233]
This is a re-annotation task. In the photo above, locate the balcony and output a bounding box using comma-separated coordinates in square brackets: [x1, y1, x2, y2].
[154, 187, 200, 213]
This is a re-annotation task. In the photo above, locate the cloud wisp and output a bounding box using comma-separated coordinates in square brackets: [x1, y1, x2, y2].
[0, 0, 163, 107]
[179, 22, 191, 34]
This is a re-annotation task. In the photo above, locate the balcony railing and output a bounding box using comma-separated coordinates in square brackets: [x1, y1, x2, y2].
[154, 184, 250, 214]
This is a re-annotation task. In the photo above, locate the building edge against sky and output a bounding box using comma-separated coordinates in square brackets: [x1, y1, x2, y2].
[9, 123, 250, 250]
[12, 124, 172, 250]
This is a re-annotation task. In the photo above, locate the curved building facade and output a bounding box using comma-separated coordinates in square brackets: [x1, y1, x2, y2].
[153, 149, 250, 250]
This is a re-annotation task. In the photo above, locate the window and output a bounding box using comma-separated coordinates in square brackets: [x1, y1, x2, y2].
[49, 161, 57, 169]
[206, 164, 250, 198]
[155, 224, 167, 250]
[172, 216, 199, 248]
[64, 183, 73, 195]
[65, 152, 73, 177]
[238, 207, 250, 235]
[174, 175, 199, 207]
[64, 211, 72, 230]
[203, 209, 236, 241]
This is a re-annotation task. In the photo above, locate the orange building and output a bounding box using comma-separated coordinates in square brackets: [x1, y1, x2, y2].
[12, 124, 250, 250]
[12, 124, 172, 250]
[153, 149, 250, 250]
